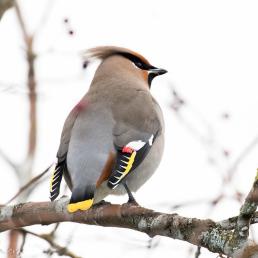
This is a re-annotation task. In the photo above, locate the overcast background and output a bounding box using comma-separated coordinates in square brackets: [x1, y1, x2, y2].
[0, 0, 258, 257]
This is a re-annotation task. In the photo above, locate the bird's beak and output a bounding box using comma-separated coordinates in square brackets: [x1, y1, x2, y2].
[149, 67, 167, 76]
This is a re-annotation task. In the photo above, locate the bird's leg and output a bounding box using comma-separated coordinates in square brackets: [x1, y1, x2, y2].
[123, 182, 138, 205]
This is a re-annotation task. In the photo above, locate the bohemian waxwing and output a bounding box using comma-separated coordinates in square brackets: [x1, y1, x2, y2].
[49, 46, 167, 213]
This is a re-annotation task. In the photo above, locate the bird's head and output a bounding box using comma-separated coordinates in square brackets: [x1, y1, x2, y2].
[83, 46, 167, 88]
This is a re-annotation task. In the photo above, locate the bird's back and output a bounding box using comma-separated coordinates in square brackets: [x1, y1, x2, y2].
[66, 101, 115, 190]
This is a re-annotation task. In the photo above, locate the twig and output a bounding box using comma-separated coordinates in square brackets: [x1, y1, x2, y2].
[195, 246, 201, 258]
[14, 1, 28, 42]
[8, 2, 39, 256]
[19, 229, 82, 258]
[7, 230, 19, 258]
[169, 83, 215, 147]
[15, 0, 37, 176]
[0, 148, 18, 172]
[0, 0, 14, 20]
[5, 164, 53, 205]
[230, 169, 258, 251]
[20, 230, 27, 253]
[33, 0, 55, 37]
[49, 223, 60, 237]
[217, 211, 258, 230]
[226, 136, 258, 182]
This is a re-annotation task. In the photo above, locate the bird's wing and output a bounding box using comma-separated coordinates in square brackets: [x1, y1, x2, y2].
[107, 127, 159, 189]
[50, 107, 79, 201]
[57, 108, 80, 160]
[49, 160, 66, 201]
[107, 90, 162, 189]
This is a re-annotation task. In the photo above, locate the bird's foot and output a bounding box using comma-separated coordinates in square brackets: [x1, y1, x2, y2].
[123, 182, 139, 206]
[127, 197, 139, 206]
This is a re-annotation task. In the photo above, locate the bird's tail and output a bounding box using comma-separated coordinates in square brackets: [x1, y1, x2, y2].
[67, 185, 95, 213]
[49, 161, 65, 201]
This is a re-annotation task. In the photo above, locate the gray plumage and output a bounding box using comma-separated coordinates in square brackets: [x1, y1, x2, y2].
[51, 46, 166, 208]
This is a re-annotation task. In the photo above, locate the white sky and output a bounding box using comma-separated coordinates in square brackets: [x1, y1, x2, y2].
[0, 0, 258, 257]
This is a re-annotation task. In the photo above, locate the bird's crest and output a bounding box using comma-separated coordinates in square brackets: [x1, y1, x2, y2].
[83, 46, 150, 65]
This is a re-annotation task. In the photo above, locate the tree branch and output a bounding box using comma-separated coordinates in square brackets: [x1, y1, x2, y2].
[230, 169, 258, 254]
[14, 0, 37, 180]
[0, 0, 14, 20]
[5, 164, 52, 205]
[19, 228, 81, 258]
[0, 148, 18, 172]
[0, 196, 257, 257]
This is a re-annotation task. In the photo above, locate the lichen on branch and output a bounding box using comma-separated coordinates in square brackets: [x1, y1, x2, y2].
[0, 194, 257, 257]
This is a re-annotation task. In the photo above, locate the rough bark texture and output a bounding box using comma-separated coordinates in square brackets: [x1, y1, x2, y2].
[0, 197, 257, 257]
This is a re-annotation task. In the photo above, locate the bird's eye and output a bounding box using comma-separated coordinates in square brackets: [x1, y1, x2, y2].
[134, 61, 143, 69]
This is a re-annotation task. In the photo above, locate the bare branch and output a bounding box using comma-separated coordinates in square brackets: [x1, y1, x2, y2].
[7, 230, 19, 258]
[226, 136, 258, 182]
[19, 230, 26, 253]
[0, 0, 14, 20]
[217, 212, 258, 230]
[204, 170, 258, 257]
[8, 2, 39, 255]
[5, 164, 52, 205]
[230, 169, 258, 253]
[19, 228, 81, 258]
[14, 1, 28, 41]
[0, 196, 257, 257]
[33, 0, 55, 37]
[0, 148, 18, 172]
[195, 246, 201, 258]
[49, 222, 60, 237]
[14, 0, 37, 175]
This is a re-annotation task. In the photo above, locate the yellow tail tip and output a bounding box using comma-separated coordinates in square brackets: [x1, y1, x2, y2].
[67, 199, 94, 213]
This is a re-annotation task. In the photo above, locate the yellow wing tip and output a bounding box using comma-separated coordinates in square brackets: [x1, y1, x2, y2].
[49, 165, 57, 191]
[67, 199, 94, 213]
[124, 151, 136, 175]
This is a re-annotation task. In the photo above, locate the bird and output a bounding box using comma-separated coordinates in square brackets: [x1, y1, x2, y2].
[49, 46, 167, 213]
